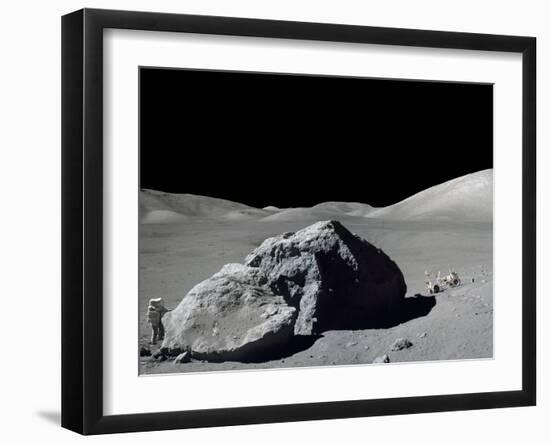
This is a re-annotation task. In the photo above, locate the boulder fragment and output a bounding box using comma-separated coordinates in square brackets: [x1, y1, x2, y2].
[162, 264, 296, 361]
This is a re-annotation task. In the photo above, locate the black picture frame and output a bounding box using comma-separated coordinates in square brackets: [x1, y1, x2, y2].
[61, 8, 536, 435]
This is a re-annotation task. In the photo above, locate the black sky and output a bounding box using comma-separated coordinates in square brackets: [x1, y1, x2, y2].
[140, 68, 492, 208]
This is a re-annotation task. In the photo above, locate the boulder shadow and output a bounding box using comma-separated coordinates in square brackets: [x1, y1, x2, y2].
[319, 293, 437, 331]
[238, 334, 324, 363]
[193, 334, 324, 364]
[398, 294, 437, 325]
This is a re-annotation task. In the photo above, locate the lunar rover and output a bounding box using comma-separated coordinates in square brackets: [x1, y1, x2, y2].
[424, 269, 461, 294]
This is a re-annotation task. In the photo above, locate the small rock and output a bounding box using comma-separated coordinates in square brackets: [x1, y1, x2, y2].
[140, 347, 151, 357]
[364, 345, 370, 350]
[419, 332, 428, 338]
[151, 351, 167, 362]
[345, 341, 358, 348]
[373, 354, 390, 364]
[391, 338, 413, 351]
[152, 350, 167, 361]
[174, 351, 192, 364]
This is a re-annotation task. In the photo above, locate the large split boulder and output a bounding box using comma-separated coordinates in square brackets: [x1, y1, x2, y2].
[161, 263, 296, 361]
[245, 220, 407, 334]
[161, 220, 407, 362]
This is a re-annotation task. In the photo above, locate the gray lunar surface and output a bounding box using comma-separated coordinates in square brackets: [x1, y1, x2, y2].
[139, 169, 493, 374]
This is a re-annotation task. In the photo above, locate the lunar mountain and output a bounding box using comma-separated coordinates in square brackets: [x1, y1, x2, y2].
[140, 169, 492, 224]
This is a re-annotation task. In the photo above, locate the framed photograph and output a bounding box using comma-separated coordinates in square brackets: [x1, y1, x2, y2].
[62, 8, 536, 435]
